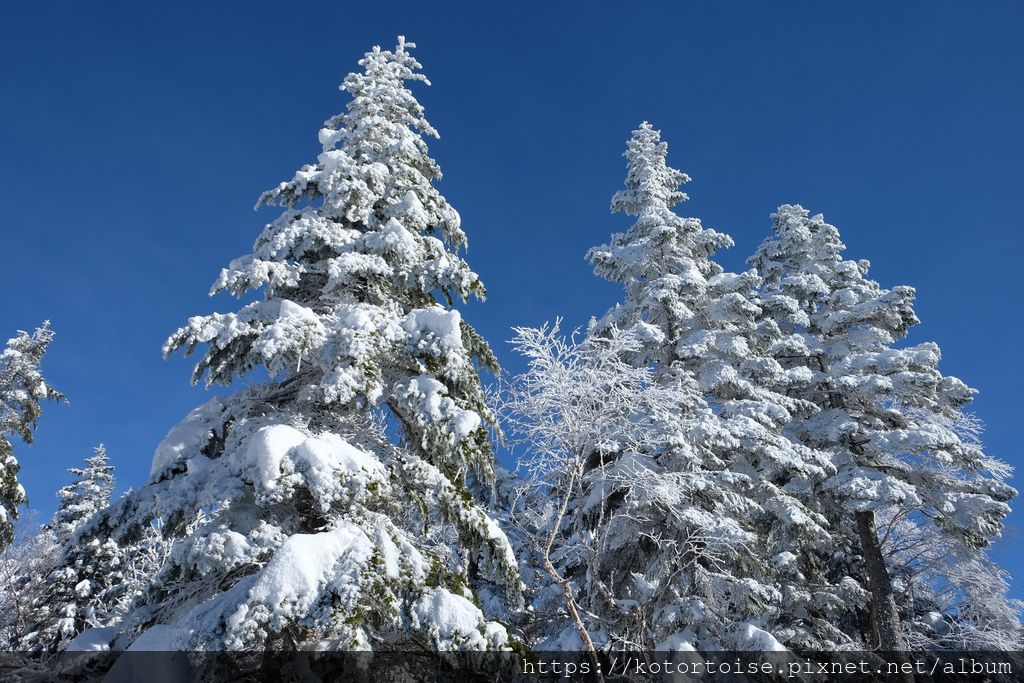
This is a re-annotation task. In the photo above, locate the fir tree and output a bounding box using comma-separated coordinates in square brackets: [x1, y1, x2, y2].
[509, 123, 847, 650]
[71, 37, 519, 652]
[51, 444, 115, 544]
[21, 445, 122, 651]
[0, 322, 65, 550]
[586, 125, 849, 650]
[748, 204, 1017, 649]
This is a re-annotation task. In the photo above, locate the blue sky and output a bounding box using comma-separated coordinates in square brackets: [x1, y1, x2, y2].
[2, 2, 1022, 593]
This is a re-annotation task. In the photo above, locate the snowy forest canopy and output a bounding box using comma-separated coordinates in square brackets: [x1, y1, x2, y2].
[1, 37, 1019, 659]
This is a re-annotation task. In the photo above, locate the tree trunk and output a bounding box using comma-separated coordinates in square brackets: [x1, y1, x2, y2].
[856, 510, 905, 651]
[541, 464, 604, 683]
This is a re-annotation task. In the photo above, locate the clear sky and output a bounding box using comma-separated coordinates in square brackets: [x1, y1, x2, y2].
[2, 2, 1022, 595]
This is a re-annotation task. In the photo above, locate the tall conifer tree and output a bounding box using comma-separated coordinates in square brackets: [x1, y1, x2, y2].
[70, 37, 519, 652]
[508, 124, 853, 650]
[749, 204, 1016, 648]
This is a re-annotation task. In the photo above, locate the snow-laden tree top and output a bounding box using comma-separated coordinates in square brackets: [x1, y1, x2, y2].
[589, 122, 734, 311]
[165, 36, 498, 482]
[51, 444, 114, 545]
[611, 121, 691, 216]
[258, 35, 469, 251]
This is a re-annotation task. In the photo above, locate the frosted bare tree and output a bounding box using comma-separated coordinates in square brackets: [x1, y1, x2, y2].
[879, 508, 1023, 650]
[0, 514, 58, 648]
[502, 322, 656, 655]
[500, 322, 760, 653]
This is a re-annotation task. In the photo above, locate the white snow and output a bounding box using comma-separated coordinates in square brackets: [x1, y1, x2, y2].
[125, 624, 188, 652]
[149, 396, 227, 481]
[402, 306, 465, 362]
[411, 587, 497, 650]
[64, 626, 117, 652]
[242, 524, 374, 624]
[735, 623, 787, 651]
[394, 374, 481, 442]
[656, 631, 700, 652]
[246, 424, 309, 494]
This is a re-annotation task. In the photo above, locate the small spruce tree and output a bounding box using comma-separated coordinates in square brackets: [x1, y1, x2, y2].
[51, 444, 115, 544]
[21, 445, 122, 651]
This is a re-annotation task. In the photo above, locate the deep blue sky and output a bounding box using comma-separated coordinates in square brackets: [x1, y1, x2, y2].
[2, 2, 1022, 594]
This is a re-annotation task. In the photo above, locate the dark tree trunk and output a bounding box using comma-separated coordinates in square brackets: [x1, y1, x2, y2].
[856, 510, 905, 651]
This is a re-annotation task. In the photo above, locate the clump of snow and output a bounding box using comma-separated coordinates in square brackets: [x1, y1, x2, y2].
[181, 528, 253, 576]
[657, 630, 700, 652]
[64, 626, 117, 652]
[149, 397, 228, 481]
[917, 611, 951, 636]
[246, 424, 309, 495]
[825, 468, 921, 510]
[125, 624, 188, 652]
[411, 587, 505, 650]
[239, 525, 374, 630]
[173, 522, 379, 650]
[393, 191, 431, 230]
[242, 425, 388, 511]
[735, 623, 787, 651]
[402, 306, 466, 367]
[394, 375, 481, 442]
[250, 299, 326, 371]
[292, 432, 387, 507]
[772, 551, 797, 569]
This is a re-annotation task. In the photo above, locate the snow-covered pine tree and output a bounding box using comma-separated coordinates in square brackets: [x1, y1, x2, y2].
[19, 445, 122, 651]
[0, 322, 65, 551]
[556, 123, 849, 650]
[748, 204, 1017, 649]
[51, 444, 115, 544]
[68, 37, 519, 653]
